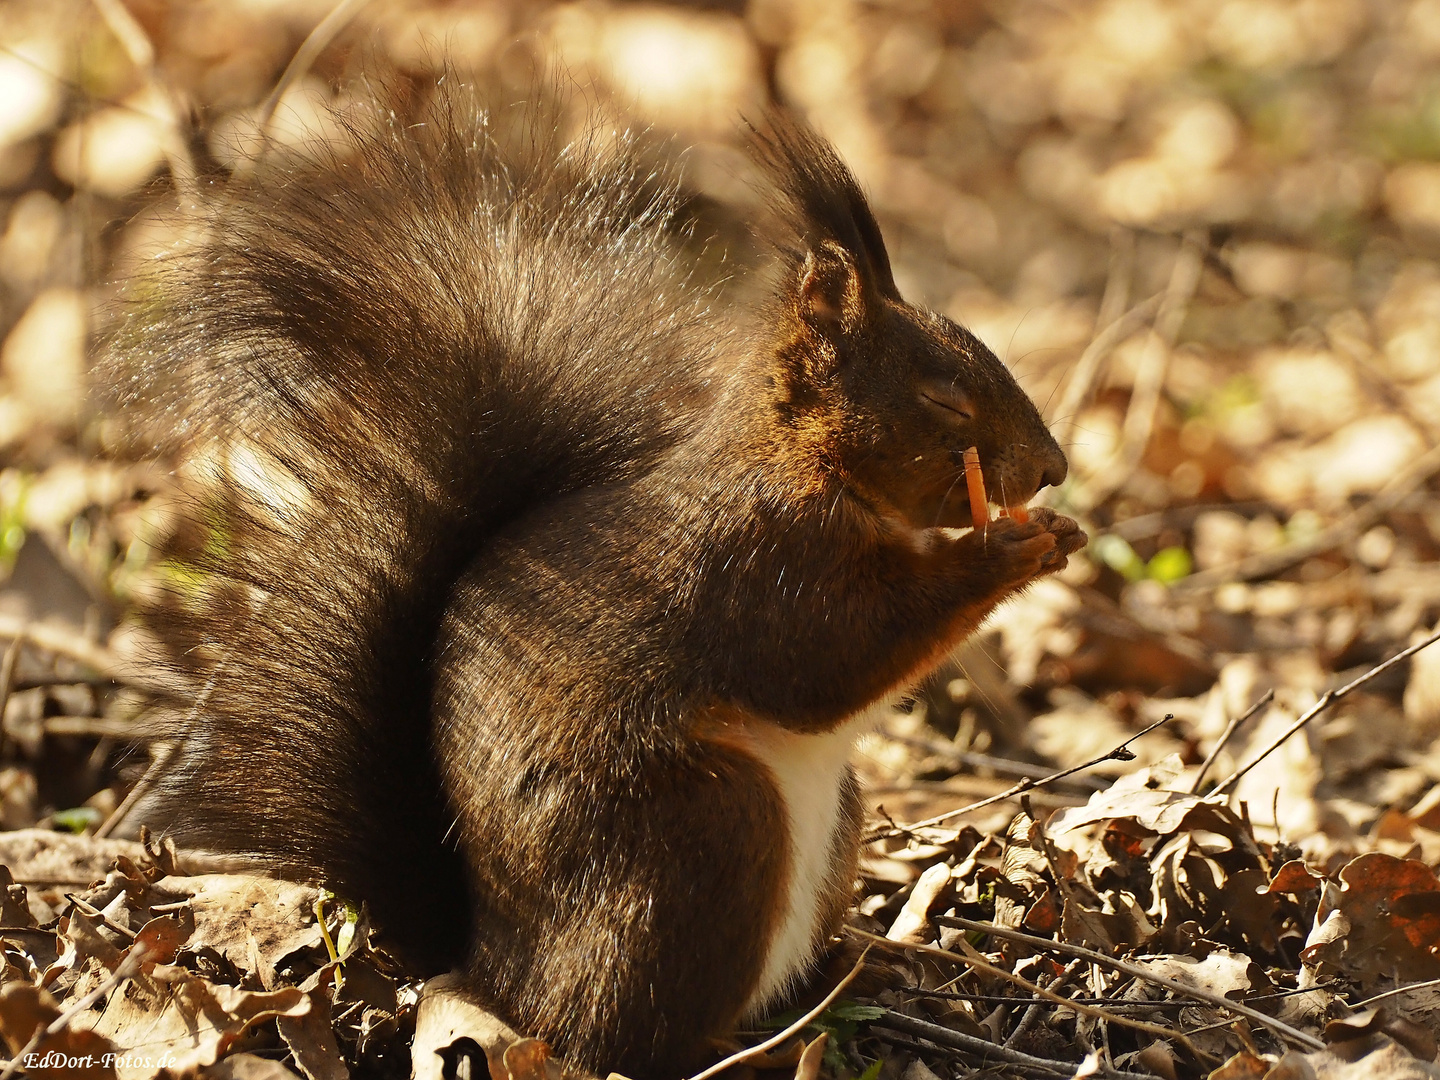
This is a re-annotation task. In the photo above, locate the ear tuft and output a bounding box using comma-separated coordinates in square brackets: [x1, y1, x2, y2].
[800, 242, 865, 332]
[748, 114, 901, 306]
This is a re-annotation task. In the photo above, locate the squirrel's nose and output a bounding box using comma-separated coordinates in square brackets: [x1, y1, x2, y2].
[1039, 452, 1068, 491]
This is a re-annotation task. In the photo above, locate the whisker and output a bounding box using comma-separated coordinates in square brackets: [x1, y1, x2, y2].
[951, 657, 1007, 727]
[1002, 308, 1036, 368]
[932, 469, 966, 529]
[1041, 379, 1062, 416]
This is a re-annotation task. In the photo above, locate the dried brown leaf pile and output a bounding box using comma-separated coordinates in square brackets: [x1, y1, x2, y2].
[846, 756, 1440, 1080]
[0, 831, 415, 1080]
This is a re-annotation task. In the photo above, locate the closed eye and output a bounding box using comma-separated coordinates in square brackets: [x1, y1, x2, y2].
[921, 386, 974, 421]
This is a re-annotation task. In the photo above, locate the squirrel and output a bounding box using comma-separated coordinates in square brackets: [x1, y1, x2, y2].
[111, 84, 1085, 1079]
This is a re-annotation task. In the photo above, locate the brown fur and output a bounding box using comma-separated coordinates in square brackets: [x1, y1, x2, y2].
[109, 85, 1084, 1079]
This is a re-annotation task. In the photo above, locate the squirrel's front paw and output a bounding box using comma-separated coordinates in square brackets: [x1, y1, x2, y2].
[1025, 507, 1087, 576]
[964, 516, 1058, 586]
[966, 509, 1087, 586]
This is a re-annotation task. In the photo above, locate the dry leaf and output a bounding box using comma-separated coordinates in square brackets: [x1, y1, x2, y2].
[0, 981, 118, 1080]
[74, 978, 309, 1080]
[1303, 854, 1440, 981]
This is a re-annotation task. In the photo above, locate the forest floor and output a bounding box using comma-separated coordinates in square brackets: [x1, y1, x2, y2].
[2, 0, 1440, 1078]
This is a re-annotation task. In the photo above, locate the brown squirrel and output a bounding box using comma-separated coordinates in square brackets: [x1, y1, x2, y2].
[113, 85, 1084, 1078]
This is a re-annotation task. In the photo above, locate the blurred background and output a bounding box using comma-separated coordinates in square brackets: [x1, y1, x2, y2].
[1, 0, 1440, 861]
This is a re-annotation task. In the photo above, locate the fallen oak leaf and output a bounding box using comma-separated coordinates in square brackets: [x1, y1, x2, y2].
[793, 1033, 827, 1080]
[1134, 1041, 1179, 1080]
[0, 945, 149, 1080]
[1325, 1008, 1437, 1063]
[72, 975, 309, 1080]
[886, 862, 950, 943]
[880, 716, 1178, 837]
[0, 925, 58, 974]
[204, 1053, 303, 1080]
[927, 918, 1324, 1052]
[0, 865, 36, 927]
[131, 914, 190, 968]
[1204, 1050, 1271, 1080]
[1273, 1036, 1440, 1078]
[0, 832, 243, 889]
[1052, 787, 1262, 865]
[1265, 860, 1323, 897]
[1303, 854, 1440, 981]
[0, 982, 116, 1080]
[504, 1038, 558, 1080]
[1059, 890, 1158, 952]
[276, 987, 347, 1080]
[732, 1036, 804, 1071]
[146, 875, 323, 975]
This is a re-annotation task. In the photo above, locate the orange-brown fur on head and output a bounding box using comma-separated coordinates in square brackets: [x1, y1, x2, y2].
[749, 118, 1067, 533]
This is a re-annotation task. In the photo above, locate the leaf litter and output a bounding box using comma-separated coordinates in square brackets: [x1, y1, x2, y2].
[0, 832, 416, 1080]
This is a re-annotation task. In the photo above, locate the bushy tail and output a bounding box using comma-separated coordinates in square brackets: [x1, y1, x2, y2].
[111, 87, 719, 967]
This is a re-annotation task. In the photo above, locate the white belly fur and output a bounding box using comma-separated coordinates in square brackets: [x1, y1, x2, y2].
[742, 705, 882, 1016]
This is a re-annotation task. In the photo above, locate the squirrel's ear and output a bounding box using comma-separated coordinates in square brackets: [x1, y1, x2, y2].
[799, 241, 867, 334]
[749, 114, 903, 317]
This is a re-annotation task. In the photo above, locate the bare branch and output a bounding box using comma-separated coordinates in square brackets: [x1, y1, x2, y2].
[685, 946, 871, 1080]
[1211, 628, 1440, 797]
[870, 713, 1175, 841]
[930, 917, 1325, 1051]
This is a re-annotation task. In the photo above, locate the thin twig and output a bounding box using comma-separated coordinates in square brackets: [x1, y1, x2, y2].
[1211, 629, 1440, 797]
[1097, 501, 1274, 543]
[1325, 313, 1437, 450]
[1005, 959, 1085, 1049]
[0, 942, 148, 1080]
[1177, 442, 1440, 593]
[685, 946, 871, 1080]
[0, 635, 19, 762]
[877, 1012, 1154, 1079]
[254, 0, 375, 144]
[1350, 976, 1440, 1010]
[0, 617, 112, 675]
[871, 714, 1175, 841]
[95, 741, 175, 839]
[1071, 231, 1206, 512]
[850, 928, 1214, 1062]
[41, 715, 155, 739]
[914, 987, 1194, 1010]
[1188, 689, 1274, 795]
[879, 728, 1104, 789]
[930, 917, 1325, 1051]
[1124, 230, 1206, 450]
[65, 893, 138, 940]
[1097, 228, 1136, 332]
[874, 1032, 1071, 1080]
[1050, 294, 1164, 435]
[0, 614, 178, 697]
[89, 0, 196, 202]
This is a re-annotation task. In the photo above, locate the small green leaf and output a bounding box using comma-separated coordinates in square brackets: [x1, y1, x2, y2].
[335, 900, 360, 956]
[1147, 545, 1192, 583]
[52, 807, 100, 833]
[827, 1004, 886, 1022]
